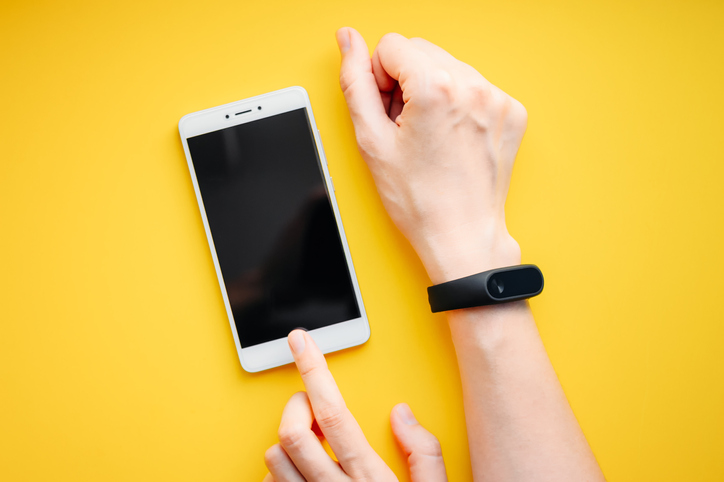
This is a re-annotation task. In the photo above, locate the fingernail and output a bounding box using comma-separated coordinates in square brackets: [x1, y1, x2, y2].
[396, 403, 417, 425]
[336, 28, 350, 54]
[288, 330, 306, 355]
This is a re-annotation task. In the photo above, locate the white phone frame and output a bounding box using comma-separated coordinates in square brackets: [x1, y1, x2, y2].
[178, 86, 370, 373]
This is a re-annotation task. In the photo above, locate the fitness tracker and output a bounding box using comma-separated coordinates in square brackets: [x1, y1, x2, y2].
[427, 264, 544, 313]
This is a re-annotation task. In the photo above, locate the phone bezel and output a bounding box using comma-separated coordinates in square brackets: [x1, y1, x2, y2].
[178, 86, 370, 373]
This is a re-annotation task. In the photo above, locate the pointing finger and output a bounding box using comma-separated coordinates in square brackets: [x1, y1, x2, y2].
[288, 330, 382, 475]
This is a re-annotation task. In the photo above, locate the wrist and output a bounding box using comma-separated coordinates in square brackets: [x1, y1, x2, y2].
[418, 224, 537, 353]
[417, 222, 521, 285]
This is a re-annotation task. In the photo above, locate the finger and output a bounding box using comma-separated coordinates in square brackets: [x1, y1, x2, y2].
[277, 391, 345, 480]
[371, 48, 395, 115]
[288, 330, 380, 473]
[408, 37, 458, 67]
[336, 27, 395, 145]
[264, 444, 305, 482]
[408, 36, 495, 98]
[371, 47, 397, 93]
[374, 33, 432, 101]
[390, 403, 448, 481]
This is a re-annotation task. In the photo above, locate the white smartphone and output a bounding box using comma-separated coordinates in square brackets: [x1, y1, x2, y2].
[178, 86, 370, 373]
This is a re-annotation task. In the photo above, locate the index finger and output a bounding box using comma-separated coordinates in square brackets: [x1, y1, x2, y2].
[373, 33, 431, 101]
[287, 330, 379, 472]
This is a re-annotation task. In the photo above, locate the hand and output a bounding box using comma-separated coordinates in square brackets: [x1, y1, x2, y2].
[335, 27, 527, 283]
[262, 330, 448, 481]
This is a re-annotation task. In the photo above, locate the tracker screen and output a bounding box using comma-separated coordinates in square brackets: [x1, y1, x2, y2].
[187, 108, 360, 348]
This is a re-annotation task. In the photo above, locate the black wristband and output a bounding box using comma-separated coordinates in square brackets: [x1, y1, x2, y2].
[427, 264, 544, 313]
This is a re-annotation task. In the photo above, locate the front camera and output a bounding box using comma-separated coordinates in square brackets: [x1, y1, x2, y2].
[225, 114, 229, 119]
[257, 106, 262, 110]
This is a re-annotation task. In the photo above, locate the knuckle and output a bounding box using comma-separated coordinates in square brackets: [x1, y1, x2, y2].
[467, 78, 492, 107]
[424, 69, 456, 103]
[488, 88, 508, 113]
[348, 471, 378, 482]
[296, 357, 327, 379]
[355, 130, 378, 157]
[378, 32, 402, 49]
[338, 69, 355, 95]
[422, 435, 443, 457]
[277, 423, 306, 449]
[408, 435, 444, 472]
[376, 32, 403, 58]
[264, 444, 285, 468]
[315, 402, 347, 434]
[409, 36, 427, 47]
[509, 97, 529, 129]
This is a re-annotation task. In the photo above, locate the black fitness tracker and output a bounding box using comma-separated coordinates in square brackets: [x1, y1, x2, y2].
[427, 264, 544, 313]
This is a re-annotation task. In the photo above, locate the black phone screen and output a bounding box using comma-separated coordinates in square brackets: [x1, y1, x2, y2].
[186, 108, 361, 348]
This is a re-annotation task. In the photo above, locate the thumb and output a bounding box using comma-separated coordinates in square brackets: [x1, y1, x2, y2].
[335, 27, 394, 153]
[390, 403, 448, 482]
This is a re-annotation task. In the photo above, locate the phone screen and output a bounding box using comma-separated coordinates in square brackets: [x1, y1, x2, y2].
[186, 108, 361, 348]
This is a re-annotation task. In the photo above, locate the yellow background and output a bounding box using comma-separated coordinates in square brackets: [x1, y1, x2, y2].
[1, 0, 723, 480]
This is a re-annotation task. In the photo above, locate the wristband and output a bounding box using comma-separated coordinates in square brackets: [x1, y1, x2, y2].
[427, 264, 544, 313]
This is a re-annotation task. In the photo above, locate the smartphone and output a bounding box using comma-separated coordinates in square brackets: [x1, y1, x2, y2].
[178, 86, 370, 372]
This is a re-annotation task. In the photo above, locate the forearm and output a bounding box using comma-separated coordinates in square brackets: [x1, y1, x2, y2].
[448, 302, 604, 481]
[333, 26, 602, 480]
[418, 219, 603, 480]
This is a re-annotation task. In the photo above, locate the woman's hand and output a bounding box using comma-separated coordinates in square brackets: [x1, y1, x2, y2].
[336, 27, 526, 283]
[262, 330, 448, 481]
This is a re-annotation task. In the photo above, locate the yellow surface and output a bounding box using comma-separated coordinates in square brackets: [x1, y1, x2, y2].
[1, 0, 723, 480]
